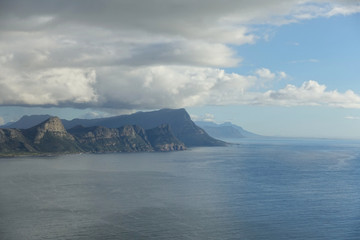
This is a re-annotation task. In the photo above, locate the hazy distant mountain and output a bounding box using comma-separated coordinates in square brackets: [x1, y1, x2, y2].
[3, 115, 52, 129]
[62, 108, 225, 147]
[195, 121, 261, 139]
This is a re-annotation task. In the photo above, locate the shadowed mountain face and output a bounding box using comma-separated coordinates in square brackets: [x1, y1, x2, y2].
[62, 109, 225, 147]
[0, 128, 35, 153]
[3, 115, 52, 129]
[146, 124, 186, 151]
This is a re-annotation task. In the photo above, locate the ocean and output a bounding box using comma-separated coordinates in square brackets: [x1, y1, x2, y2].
[1, 138, 360, 239]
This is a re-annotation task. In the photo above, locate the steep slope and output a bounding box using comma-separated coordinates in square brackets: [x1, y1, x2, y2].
[146, 124, 186, 151]
[0, 116, 195, 156]
[23, 117, 81, 153]
[0, 129, 35, 153]
[3, 115, 52, 129]
[69, 125, 153, 152]
[63, 109, 225, 147]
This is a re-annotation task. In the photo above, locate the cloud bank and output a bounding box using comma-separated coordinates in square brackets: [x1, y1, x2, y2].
[0, 0, 359, 110]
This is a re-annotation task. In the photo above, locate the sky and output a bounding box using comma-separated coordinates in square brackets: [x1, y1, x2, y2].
[0, 0, 359, 138]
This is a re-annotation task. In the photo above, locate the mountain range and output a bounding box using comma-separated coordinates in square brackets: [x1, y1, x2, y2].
[0, 109, 225, 156]
[195, 121, 262, 139]
[3, 109, 225, 147]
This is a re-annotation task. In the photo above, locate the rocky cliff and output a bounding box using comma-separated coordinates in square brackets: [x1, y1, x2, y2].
[69, 125, 154, 152]
[62, 108, 225, 147]
[22, 117, 81, 153]
[2, 109, 226, 147]
[146, 124, 186, 151]
[0, 129, 35, 153]
[0, 117, 187, 156]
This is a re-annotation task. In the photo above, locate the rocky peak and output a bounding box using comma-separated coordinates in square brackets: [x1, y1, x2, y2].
[30, 117, 75, 144]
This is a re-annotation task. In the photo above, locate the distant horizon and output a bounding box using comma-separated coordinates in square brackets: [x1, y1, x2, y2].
[2, 107, 360, 140]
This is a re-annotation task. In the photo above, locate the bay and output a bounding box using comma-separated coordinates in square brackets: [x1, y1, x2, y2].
[1, 138, 360, 239]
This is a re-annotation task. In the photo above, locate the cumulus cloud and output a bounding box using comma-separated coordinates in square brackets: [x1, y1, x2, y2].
[256, 80, 360, 108]
[0, 0, 359, 110]
[0, 67, 98, 106]
[94, 66, 256, 109]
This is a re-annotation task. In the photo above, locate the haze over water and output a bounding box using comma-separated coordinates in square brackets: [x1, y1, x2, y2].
[1, 138, 360, 239]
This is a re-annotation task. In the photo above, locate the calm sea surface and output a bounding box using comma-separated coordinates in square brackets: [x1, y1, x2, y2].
[1, 138, 360, 240]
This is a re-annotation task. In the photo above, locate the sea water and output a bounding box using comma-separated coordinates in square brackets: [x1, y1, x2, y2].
[1, 138, 360, 239]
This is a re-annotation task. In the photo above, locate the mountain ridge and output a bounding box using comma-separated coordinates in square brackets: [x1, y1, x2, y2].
[195, 121, 262, 139]
[0, 117, 188, 156]
[2, 109, 225, 147]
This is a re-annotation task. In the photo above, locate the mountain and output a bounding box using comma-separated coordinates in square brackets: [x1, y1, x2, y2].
[68, 125, 154, 153]
[146, 124, 186, 151]
[0, 116, 188, 156]
[1, 109, 225, 149]
[62, 108, 225, 147]
[195, 121, 261, 139]
[3, 115, 52, 129]
[22, 117, 82, 153]
[0, 117, 81, 155]
[0, 128, 35, 153]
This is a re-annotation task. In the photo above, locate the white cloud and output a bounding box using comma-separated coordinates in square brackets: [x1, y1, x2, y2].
[290, 59, 320, 64]
[326, 5, 360, 16]
[190, 113, 216, 122]
[253, 68, 287, 88]
[203, 113, 216, 122]
[0, 68, 98, 106]
[345, 116, 360, 120]
[0, 117, 4, 125]
[0, 0, 359, 111]
[256, 68, 276, 80]
[257, 80, 360, 108]
[94, 65, 256, 109]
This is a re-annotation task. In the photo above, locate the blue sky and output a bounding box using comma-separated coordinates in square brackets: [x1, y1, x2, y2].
[188, 13, 360, 138]
[0, 0, 359, 138]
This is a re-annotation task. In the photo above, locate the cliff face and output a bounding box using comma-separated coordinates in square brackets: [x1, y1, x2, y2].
[146, 124, 186, 151]
[69, 125, 154, 152]
[69, 124, 185, 153]
[0, 117, 80, 155]
[22, 117, 81, 153]
[0, 129, 35, 153]
[29, 117, 75, 144]
[118, 125, 154, 152]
